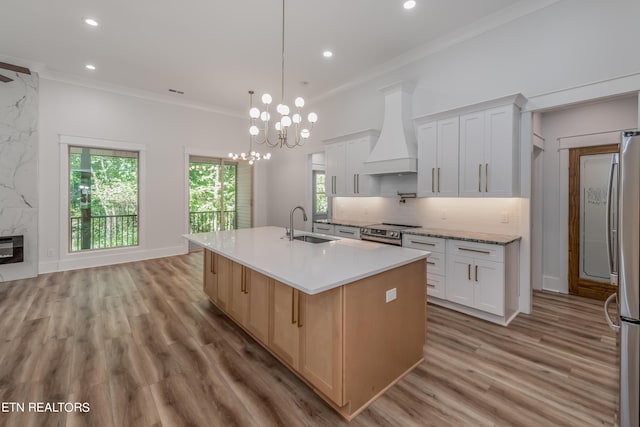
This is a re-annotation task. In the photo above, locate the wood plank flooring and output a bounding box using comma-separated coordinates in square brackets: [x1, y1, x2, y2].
[0, 253, 618, 426]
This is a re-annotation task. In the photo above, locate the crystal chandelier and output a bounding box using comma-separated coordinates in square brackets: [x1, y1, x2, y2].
[229, 91, 272, 165]
[248, 0, 318, 148]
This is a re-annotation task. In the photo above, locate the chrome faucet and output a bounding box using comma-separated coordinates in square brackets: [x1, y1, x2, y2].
[289, 206, 308, 241]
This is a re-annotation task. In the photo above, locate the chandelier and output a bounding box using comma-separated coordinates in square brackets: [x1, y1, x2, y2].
[229, 91, 272, 165]
[248, 0, 318, 148]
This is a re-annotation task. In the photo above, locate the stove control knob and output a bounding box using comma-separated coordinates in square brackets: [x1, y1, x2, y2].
[362, 228, 368, 234]
[390, 231, 397, 237]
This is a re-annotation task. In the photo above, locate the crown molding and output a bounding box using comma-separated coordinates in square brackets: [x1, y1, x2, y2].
[38, 69, 244, 118]
[310, 0, 562, 105]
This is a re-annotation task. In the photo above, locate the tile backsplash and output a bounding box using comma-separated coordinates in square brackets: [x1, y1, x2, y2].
[332, 197, 523, 235]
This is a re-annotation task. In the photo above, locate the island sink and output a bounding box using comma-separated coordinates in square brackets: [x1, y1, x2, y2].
[293, 235, 332, 244]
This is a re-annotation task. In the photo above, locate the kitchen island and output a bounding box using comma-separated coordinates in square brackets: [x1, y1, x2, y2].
[185, 226, 428, 420]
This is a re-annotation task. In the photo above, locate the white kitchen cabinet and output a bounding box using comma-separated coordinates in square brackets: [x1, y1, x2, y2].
[326, 143, 346, 196]
[459, 104, 520, 197]
[416, 117, 459, 197]
[324, 130, 380, 197]
[402, 234, 446, 299]
[313, 223, 335, 235]
[334, 225, 360, 240]
[446, 240, 508, 317]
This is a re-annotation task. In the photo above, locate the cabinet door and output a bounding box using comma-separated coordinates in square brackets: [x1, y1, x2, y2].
[245, 270, 270, 345]
[459, 111, 485, 197]
[216, 255, 232, 311]
[346, 138, 376, 196]
[203, 250, 218, 302]
[299, 287, 343, 405]
[334, 225, 360, 240]
[445, 254, 474, 308]
[417, 121, 438, 197]
[269, 281, 299, 368]
[437, 117, 460, 197]
[226, 261, 246, 321]
[473, 259, 505, 316]
[325, 143, 346, 196]
[484, 105, 516, 197]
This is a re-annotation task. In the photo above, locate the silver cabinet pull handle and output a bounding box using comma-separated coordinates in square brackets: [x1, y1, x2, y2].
[467, 264, 471, 280]
[431, 168, 435, 193]
[427, 261, 435, 265]
[410, 240, 435, 246]
[291, 288, 296, 324]
[485, 163, 488, 192]
[459, 247, 491, 255]
[437, 167, 441, 193]
[478, 164, 482, 192]
[427, 283, 435, 288]
[353, 174, 357, 193]
[339, 230, 355, 235]
[475, 265, 478, 282]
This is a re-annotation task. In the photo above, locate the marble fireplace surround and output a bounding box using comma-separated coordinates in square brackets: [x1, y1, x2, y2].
[0, 66, 38, 281]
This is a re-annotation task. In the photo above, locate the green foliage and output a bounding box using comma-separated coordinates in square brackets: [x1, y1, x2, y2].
[188, 161, 237, 232]
[69, 148, 139, 251]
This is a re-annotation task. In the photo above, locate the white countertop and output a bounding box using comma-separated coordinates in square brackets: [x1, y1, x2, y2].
[184, 226, 428, 295]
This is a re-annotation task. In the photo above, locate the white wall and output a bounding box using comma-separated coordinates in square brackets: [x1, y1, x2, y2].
[265, 0, 640, 313]
[38, 78, 267, 272]
[539, 95, 638, 293]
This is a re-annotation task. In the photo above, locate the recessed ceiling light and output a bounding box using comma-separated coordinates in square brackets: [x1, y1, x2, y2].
[323, 50, 333, 58]
[403, 0, 416, 10]
[85, 64, 96, 71]
[83, 17, 99, 27]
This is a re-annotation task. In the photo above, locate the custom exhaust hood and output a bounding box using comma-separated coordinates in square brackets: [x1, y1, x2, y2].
[362, 82, 417, 175]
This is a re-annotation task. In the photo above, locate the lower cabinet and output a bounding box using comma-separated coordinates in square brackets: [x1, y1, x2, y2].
[202, 249, 425, 419]
[203, 250, 269, 344]
[203, 250, 218, 301]
[269, 280, 343, 404]
[446, 254, 504, 316]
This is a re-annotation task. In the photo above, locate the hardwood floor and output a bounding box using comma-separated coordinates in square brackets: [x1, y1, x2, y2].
[0, 253, 618, 426]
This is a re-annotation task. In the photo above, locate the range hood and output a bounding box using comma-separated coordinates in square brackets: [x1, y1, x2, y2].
[362, 82, 417, 175]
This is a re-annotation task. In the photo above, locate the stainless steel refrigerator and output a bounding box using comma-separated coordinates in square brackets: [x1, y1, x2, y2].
[605, 130, 640, 427]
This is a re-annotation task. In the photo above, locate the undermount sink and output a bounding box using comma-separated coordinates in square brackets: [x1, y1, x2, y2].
[293, 235, 332, 244]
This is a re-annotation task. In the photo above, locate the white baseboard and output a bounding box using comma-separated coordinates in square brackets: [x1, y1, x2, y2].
[542, 275, 566, 294]
[38, 245, 187, 274]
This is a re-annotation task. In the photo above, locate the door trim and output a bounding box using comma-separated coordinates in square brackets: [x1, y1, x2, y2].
[568, 144, 619, 300]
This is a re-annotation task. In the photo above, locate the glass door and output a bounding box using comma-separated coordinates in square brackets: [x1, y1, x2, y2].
[188, 156, 237, 233]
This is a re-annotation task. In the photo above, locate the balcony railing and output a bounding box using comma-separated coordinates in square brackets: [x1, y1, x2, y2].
[70, 214, 138, 251]
[70, 210, 236, 251]
[189, 210, 237, 233]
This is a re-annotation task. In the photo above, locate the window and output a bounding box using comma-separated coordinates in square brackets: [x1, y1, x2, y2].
[312, 170, 328, 221]
[69, 146, 139, 251]
[189, 156, 253, 233]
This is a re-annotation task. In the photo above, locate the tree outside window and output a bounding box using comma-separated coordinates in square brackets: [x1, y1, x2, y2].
[69, 146, 139, 252]
[312, 170, 328, 221]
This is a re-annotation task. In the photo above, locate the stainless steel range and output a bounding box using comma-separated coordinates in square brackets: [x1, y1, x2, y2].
[360, 223, 420, 246]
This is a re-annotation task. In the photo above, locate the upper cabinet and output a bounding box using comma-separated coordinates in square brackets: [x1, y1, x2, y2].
[417, 117, 459, 197]
[415, 94, 525, 199]
[459, 105, 520, 197]
[324, 130, 380, 197]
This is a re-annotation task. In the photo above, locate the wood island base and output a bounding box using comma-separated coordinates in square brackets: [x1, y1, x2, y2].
[202, 249, 427, 420]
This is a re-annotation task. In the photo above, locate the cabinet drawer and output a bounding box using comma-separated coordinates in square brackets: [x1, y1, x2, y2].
[402, 235, 446, 253]
[446, 239, 504, 262]
[425, 252, 445, 276]
[313, 223, 335, 235]
[426, 273, 445, 299]
[334, 225, 360, 240]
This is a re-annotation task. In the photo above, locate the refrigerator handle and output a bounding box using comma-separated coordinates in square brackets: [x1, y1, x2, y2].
[604, 293, 620, 332]
[606, 153, 619, 286]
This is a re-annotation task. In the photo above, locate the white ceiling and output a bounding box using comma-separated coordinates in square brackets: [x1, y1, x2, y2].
[0, 0, 549, 114]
